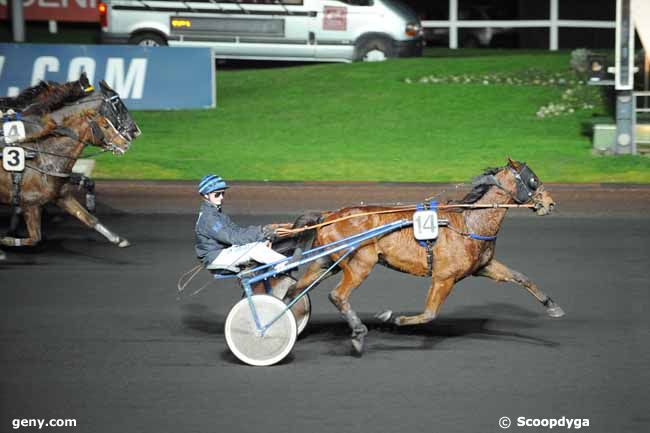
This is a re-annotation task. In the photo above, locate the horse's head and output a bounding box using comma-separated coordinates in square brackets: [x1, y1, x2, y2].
[500, 158, 555, 215]
[98, 80, 141, 141]
[48, 80, 141, 144]
[76, 108, 131, 155]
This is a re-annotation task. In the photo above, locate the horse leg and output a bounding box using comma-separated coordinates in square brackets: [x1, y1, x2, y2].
[55, 194, 130, 248]
[328, 249, 377, 354]
[475, 259, 565, 318]
[381, 277, 456, 326]
[8, 207, 22, 236]
[286, 256, 338, 299]
[0, 205, 42, 246]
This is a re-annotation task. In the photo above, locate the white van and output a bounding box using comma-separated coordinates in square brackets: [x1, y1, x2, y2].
[99, 0, 423, 62]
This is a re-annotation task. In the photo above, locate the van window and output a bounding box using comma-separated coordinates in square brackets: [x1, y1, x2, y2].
[338, 1, 374, 5]
[216, 1, 304, 4]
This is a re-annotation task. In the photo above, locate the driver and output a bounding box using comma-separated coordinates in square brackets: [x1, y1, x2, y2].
[194, 174, 287, 273]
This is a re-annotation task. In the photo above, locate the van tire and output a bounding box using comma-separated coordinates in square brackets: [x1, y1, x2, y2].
[129, 32, 167, 47]
[355, 37, 394, 62]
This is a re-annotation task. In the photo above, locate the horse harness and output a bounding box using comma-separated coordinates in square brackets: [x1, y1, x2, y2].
[1, 112, 108, 223]
[412, 165, 541, 276]
[474, 163, 541, 205]
[415, 200, 439, 277]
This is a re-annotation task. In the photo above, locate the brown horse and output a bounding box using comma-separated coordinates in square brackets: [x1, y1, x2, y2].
[0, 73, 93, 116]
[1, 79, 139, 258]
[0, 98, 134, 248]
[286, 159, 564, 353]
[4, 79, 139, 144]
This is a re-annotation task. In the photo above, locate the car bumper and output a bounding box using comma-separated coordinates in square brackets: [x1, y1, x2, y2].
[100, 32, 131, 45]
[394, 38, 424, 58]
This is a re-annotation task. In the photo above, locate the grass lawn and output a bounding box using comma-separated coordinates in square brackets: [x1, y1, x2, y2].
[92, 50, 650, 183]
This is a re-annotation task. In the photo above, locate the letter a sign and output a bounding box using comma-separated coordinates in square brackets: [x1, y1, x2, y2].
[3, 120, 26, 144]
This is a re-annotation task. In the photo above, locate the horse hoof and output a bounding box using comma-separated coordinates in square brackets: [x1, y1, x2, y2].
[375, 310, 393, 322]
[351, 325, 368, 355]
[351, 335, 365, 355]
[0, 251, 6, 261]
[117, 239, 131, 248]
[1, 237, 21, 247]
[547, 306, 565, 318]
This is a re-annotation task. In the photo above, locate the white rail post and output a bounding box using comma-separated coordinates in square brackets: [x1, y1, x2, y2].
[549, 0, 559, 51]
[11, 0, 25, 42]
[449, 0, 458, 49]
[615, 0, 636, 154]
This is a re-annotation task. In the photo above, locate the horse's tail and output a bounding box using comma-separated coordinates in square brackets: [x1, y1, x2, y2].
[290, 211, 325, 257]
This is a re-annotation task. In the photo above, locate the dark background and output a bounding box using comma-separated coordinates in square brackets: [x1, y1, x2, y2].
[0, 0, 624, 49]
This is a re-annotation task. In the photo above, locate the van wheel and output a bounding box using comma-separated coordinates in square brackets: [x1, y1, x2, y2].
[355, 38, 393, 62]
[129, 32, 167, 47]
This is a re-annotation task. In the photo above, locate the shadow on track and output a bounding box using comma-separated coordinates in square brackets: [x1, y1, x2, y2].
[0, 238, 136, 266]
[180, 302, 559, 363]
[181, 304, 226, 336]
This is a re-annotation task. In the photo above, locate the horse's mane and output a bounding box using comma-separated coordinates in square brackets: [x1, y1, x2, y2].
[0, 81, 51, 111]
[20, 109, 96, 144]
[455, 166, 503, 204]
[0, 74, 91, 115]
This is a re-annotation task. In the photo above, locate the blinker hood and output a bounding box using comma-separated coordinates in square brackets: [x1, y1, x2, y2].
[513, 164, 540, 204]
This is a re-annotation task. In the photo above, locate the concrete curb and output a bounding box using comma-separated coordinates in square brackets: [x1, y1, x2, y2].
[90, 180, 650, 217]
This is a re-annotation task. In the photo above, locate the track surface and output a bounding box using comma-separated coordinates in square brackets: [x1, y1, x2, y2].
[1, 213, 648, 433]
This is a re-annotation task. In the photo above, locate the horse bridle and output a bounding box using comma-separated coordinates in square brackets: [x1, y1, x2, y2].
[98, 94, 136, 141]
[66, 111, 127, 155]
[479, 164, 542, 205]
[509, 164, 542, 204]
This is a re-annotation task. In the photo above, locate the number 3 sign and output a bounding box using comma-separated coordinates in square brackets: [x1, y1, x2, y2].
[2, 146, 26, 172]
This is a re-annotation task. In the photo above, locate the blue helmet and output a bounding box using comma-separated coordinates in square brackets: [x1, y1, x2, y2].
[198, 174, 229, 195]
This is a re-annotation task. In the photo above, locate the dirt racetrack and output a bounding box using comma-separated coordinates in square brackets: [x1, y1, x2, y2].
[1, 182, 648, 433]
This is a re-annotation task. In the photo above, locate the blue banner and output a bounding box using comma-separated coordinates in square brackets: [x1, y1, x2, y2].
[0, 43, 215, 110]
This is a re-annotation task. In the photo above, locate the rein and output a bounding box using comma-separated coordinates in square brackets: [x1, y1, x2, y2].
[23, 162, 71, 178]
[275, 203, 534, 236]
[2, 120, 115, 160]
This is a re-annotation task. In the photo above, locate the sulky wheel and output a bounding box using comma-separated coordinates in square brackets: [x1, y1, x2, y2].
[225, 294, 297, 366]
[264, 276, 311, 336]
[289, 293, 311, 336]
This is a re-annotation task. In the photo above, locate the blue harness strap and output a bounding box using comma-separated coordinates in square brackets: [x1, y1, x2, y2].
[469, 233, 497, 241]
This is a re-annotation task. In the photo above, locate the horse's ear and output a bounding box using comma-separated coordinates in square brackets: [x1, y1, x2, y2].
[99, 80, 111, 93]
[506, 157, 520, 169]
[78, 72, 93, 92]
